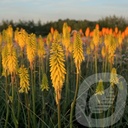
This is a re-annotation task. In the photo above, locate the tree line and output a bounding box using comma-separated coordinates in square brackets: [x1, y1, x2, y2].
[0, 15, 128, 36]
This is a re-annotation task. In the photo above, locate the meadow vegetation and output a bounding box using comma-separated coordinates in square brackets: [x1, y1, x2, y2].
[0, 17, 128, 128]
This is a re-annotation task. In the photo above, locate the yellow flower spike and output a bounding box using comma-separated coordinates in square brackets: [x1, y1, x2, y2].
[53, 30, 61, 42]
[49, 40, 66, 105]
[107, 35, 117, 65]
[73, 33, 84, 74]
[62, 22, 70, 57]
[6, 54, 18, 75]
[68, 42, 73, 53]
[90, 41, 95, 51]
[0, 33, 2, 45]
[63, 22, 68, 38]
[118, 31, 123, 46]
[2, 29, 8, 43]
[110, 68, 119, 87]
[40, 73, 49, 91]
[101, 46, 106, 59]
[37, 35, 46, 59]
[18, 65, 30, 93]
[14, 27, 19, 42]
[92, 28, 100, 47]
[108, 35, 117, 53]
[26, 33, 37, 69]
[17, 29, 28, 51]
[6, 25, 13, 43]
[46, 33, 53, 46]
[104, 34, 109, 47]
[2, 43, 18, 76]
[2, 44, 8, 76]
[95, 79, 104, 95]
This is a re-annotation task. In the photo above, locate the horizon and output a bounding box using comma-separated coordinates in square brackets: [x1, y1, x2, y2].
[0, 15, 127, 25]
[0, 0, 127, 24]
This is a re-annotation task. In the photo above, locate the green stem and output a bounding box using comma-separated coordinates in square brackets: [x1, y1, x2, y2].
[70, 71, 79, 128]
[105, 57, 107, 71]
[0, 54, 1, 76]
[45, 46, 49, 73]
[39, 58, 41, 86]
[95, 52, 97, 80]
[31, 68, 36, 128]
[42, 92, 45, 128]
[11, 106, 18, 128]
[4, 103, 9, 128]
[102, 59, 105, 72]
[64, 58, 69, 113]
[57, 100, 61, 128]
[17, 90, 21, 125]
[4, 77, 9, 128]
[11, 79, 18, 128]
[95, 54, 97, 72]
[86, 55, 90, 69]
[25, 93, 30, 128]
[94, 51, 98, 127]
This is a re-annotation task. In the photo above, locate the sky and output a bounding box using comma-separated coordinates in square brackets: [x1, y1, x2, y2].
[0, 0, 127, 23]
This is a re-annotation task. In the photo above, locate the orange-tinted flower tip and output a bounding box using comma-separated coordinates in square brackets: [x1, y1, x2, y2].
[95, 24, 99, 30]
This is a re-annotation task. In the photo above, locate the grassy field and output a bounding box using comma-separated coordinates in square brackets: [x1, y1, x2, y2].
[0, 23, 128, 128]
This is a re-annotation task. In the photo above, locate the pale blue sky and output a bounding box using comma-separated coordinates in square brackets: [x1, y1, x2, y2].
[0, 0, 127, 23]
